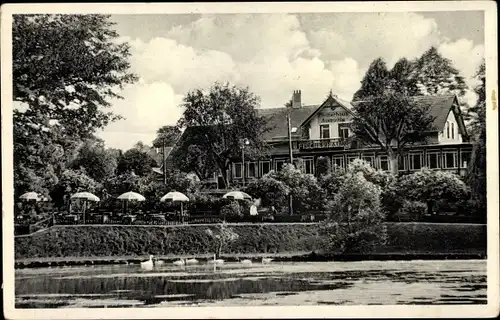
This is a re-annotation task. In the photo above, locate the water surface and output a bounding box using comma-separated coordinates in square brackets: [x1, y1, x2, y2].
[15, 260, 486, 307]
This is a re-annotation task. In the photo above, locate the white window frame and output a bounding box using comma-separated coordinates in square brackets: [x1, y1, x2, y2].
[378, 155, 390, 171]
[260, 161, 271, 176]
[408, 151, 424, 171]
[347, 154, 360, 165]
[332, 156, 345, 170]
[442, 150, 458, 169]
[426, 151, 441, 169]
[233, 163, 243, 179]
[338, 123, 350, 139]
[275, 159, 286, 172]
[460, 150, 472, 168]
[362, 154, 375, 167]
[320, 124, 330, 139]
[398, 154, 408, 171]
[247, 162, 257, 178]
[303, 157, 315, 175]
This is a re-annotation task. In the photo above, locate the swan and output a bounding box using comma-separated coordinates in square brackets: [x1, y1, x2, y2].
[261, 257, 273, 264]
[210, 254, 224, 265]
[154, 258, 165, 266]
[173, 258, 185, 266]
[185, 258, 199, 265]
[240, 259, 252, 265]
[141, 255, 154, 269]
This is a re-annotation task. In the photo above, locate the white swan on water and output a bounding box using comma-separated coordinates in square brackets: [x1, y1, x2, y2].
[141, 255, 154, 269]
[262, 257, 273, 264]
[173, 258, 185, 266]
[186, 258, 199, 265]
[211, 254, 224, 265]
[240, 259, 252, 265]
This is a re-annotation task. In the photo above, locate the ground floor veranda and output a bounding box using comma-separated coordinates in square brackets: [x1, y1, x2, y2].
[202, 143, 473, 189]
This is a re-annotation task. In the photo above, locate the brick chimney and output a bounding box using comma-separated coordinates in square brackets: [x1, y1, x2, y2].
[292, 90, 302, 108]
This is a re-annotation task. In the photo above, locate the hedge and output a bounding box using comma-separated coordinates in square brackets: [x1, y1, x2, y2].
[14, 222, 486, 259]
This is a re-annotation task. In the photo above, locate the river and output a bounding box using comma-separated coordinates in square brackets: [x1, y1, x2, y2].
[15, 260, 486, 307]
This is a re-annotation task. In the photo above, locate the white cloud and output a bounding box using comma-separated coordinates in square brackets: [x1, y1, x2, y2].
[98, 13, 483, 150]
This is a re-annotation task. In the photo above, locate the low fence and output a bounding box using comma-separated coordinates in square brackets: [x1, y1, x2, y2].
[15, 216, 54, 236]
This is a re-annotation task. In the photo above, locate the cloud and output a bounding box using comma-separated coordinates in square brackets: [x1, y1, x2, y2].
[98, 13, 483, 150]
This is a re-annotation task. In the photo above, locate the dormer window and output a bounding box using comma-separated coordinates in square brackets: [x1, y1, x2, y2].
[320, 124, 330, 139]
[446, 122, 450, 139]
[451, 122, 455, 139]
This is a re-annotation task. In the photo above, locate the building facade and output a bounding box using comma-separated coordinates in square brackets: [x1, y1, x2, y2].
[168, 90, 473, 189]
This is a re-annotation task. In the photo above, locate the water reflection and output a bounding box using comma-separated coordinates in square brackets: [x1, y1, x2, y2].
[15, 260, 486, 308]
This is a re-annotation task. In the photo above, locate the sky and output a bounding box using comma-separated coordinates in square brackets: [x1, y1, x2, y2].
[96, 11, 485, 151]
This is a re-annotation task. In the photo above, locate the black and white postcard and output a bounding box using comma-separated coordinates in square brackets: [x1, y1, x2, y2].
[1, 1, 498, 319]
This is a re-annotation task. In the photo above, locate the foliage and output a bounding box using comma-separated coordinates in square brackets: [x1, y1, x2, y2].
[219, 201, 244, 220]
[173, 143, 218, 181]
[467, 61, 486, 219]
[152, 125, 182, 148]
[351, 90, 435, 174]
[205, 223, 239, 258]
[353, 58, 390, 101]
[49, 168, 101, 208]
[322, 171, 387, 254]
[245, 175, 290, 210]
[389, 57, 419, 96]
[411, 47, 468, 97]
[117, 148, 157, 176]
[270, 164, 324, 214]
[315, 156, 331, 177]
[70, 138, 118, 183]
[176, 82, 270, 188]
[13, 14, 136, 198]
[393, 200, 427, 222]
[397, 168, 470, 215]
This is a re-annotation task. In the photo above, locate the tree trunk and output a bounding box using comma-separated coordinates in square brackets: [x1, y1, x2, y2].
[388, 150, 399, 176]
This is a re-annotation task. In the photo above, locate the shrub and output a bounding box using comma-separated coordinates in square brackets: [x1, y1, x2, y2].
[315, 156, 331, 177]
[397, 168, 470, 215]
[393, 200, 427, 222]
[322, 171, 387, 254]
[220, 201, 243, 220]
[245, 175, 289, 211]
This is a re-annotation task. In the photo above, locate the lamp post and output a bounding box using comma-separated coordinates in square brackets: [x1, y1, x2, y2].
[240, 138, 250, 186]
[287, 113, 298, 215]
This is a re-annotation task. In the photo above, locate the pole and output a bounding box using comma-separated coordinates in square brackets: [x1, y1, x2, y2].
[287, 113, 294, 216]
[242, 145, 245, 187]
[163, 141, 167, 185]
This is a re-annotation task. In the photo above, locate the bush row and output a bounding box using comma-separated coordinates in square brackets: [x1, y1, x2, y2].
[15, 222, 486, 259]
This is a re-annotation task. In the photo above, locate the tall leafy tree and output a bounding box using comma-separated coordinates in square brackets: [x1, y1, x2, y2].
[353, 58, 390, 101]
[411, 46, 467, 97]
[117, 148, 157, 176]
[176, 82, 270, 188]
[13, 14, 137, 196]
[467, 61, 486, 216]
[389, 57, 419, 96]
[152, 125, 182, 148]
[351, 91, 435, 175]
[70, 138, 118, 183]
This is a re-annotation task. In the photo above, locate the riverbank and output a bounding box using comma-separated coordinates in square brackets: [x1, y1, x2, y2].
[15, 222, 486, 268]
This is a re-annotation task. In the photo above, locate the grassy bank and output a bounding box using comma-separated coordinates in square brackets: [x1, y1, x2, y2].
[14, 222, 486, 260]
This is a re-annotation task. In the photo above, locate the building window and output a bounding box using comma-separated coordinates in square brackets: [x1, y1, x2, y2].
[443, 150, 458, 168]
[446, 122, 450, 138]
[460, 150, 472, 168]
[398, 154, 407, 171]
[234, 163, 243, 178]
[260, 161, 271, 175]
[338, 124, 349, 139]
[347, 154, 359, 165]
[303, 157, 314, 174]
[379, 155, 390, 171]
[247, 162, 257, 178]
[409, 152, 423, 170]
[451, 123, 455, 139]
[275, 159, 286, 172]
[362, 155, 375, 167]
[332, 156, 345, 170]
[426, 152, 440, 169]
[320, 124, 330, 139]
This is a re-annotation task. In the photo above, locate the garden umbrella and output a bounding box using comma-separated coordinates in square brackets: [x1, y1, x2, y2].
[160, 191, 189, 221]
[222, 191, 252, 200]
[117, 191, 145, 214]
[71, 192, 100, 224]
[19, 192, 40, 201]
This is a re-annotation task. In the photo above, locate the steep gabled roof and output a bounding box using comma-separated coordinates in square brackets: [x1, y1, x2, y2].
[256, 104, 319, 140]
[412, 95, 458, 131]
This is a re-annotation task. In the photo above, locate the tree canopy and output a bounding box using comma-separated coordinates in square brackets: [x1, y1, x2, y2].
[13, 14, 137, 197]
[175, 82, 270, 188]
